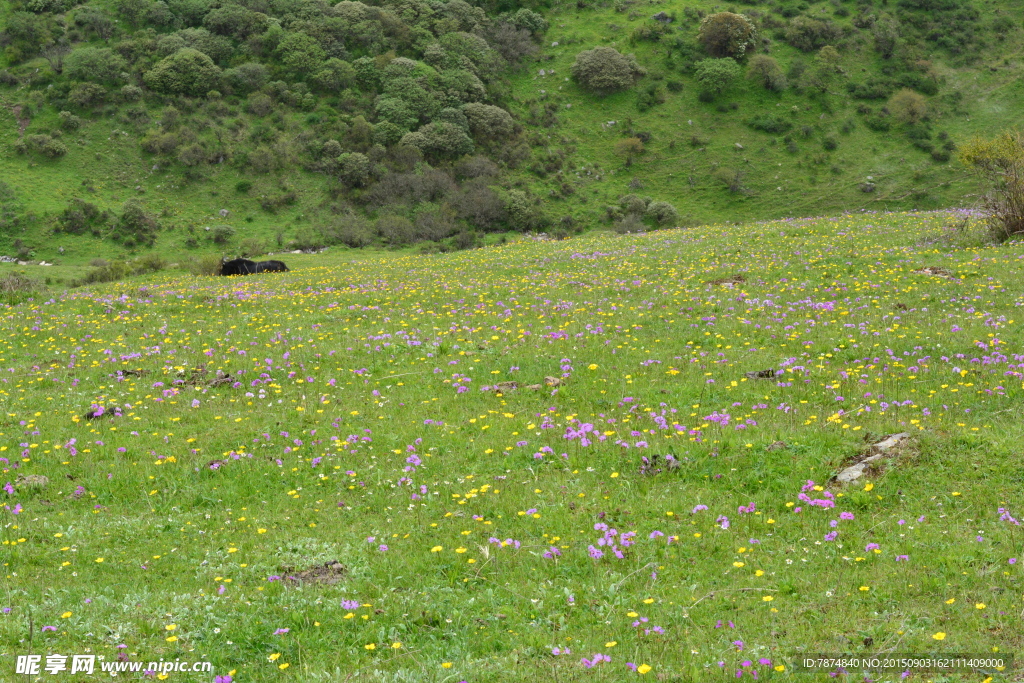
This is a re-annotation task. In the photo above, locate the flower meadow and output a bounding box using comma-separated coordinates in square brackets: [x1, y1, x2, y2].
[0, 210, 1022, 682]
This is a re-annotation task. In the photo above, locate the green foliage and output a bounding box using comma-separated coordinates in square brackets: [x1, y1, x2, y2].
[636, 83, 666, 112]
[694, 57, 742, 98]
[571, 46, 646, 95]
[463, 102, 516, 144]
[144, 48, 223, 96]
[55, 199, 112, 235]
[697, 12, 757, 59]
[746, 115, 793, 134]
[276, 33, 327, 79]
[15, 134, 69, 158]
[401, 122, 474, 161]
[784, 16, 843, 53]
[112, 199, 159, 248]
[747, 55, 787, 92]
[64, 48, 127, 83]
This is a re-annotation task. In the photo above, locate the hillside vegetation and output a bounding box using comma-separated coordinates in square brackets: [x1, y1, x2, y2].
[0, 210, 1023, 680]
[0, 0, 1022, 262]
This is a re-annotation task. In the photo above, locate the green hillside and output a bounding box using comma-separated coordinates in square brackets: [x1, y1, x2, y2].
[0, 0, 1022, 264]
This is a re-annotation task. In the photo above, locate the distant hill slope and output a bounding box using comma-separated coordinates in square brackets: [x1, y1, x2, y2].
[0, 0, 1022, 264]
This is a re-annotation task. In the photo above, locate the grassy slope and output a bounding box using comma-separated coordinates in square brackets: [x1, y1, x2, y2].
[0, 211, 1023, 681]
[1, 0, 1024, 263]
[506, 0, 1024, 225]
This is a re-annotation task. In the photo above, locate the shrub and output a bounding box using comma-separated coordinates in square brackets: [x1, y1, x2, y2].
[822, 135, 839, 150]
[289, 226, 324, 251]
[185, 253, 225, 275]
[376, 215, 416, 246]
[694, 58, 742, 98]
[958, 131, 1024, 242]
[746, 115, 793, 134]
[0, 272, 38, 306]
[319, 215, 374, 247]
[210, 224, 234, 244]
[463, 103, 516, 145]
[613, 214, 646, 234]
[20, 134, 67, 158]
[645, 201, 678, 226]
[78, 260, 133, 285]
[68, 83, 106, 109]
[400, 122, 474, 161]
[237, 237, 265, 258]
[570, 46, 646, 95]
[636, 83, 666, 112]
[614, 137, 644, 165]
[784, 17, 843, 52]
[747, 55, 787, 92]
[888, 88, 928, 125]
[452, 181, 505, 231]
[697, 12, 757, 59]
[338, 152, 371, 187]
[112, 199, 158, 248]
[64, 47, 127, 83]
[276, 33, 326, 78]
[225, 63, 269, 94]
[132, 253, 167, 273]
[56, 199, 112, 235]
[144, 48, 223, 97]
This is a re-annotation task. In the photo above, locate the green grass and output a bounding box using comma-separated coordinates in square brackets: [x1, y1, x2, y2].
[0, 210, 1022, 681]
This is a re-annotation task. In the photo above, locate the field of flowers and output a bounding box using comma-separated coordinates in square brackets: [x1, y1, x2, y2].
[1, 210, 1022, 682]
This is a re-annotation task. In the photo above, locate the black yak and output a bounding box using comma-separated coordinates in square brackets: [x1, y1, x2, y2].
[255, 260, 289, 273]
[220, 258, 289, 275]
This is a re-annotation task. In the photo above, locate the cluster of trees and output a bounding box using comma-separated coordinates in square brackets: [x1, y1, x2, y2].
[55, 197, 159, 247]
[0, 0, 561, 246]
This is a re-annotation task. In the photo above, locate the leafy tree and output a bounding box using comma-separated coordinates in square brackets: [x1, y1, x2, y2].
[113, 199, 158, 247]
[958, 131, 1024, 242]
[68, 82, 107, 108]
[872, 14, 902, 58]
[225, 62, 269, 94]
[338, 152, 371, 187]
[55, 199, 111, 235]
[694, 57, 742, 98]
[645, 201, 678, 226]
[203, 4, 270, 39]
[312, 58, 355, 92]
[73, 7, 115, 40]
[747, 55, 787, 92]
[784, 17, 843, 52]
[509, 8, 547, 35]
[276, 32, 327, 78]
[115, 0, 152, 28]
[65, 48, 128, 83]
[697, 12, 757, 59]
[175, 28, 233, 65]
[41, 42, 71, 75]
[570, 46, 646, 95]
[400, 122, 473, 160]
[614, 137, 644, 165]
[888, 88, 927, 124]
[1, 12, 55, 63]
[144, 48, 223, 96]
[372, 121, 405, 147]
[463, 102, 515, 144]
[375, 97, 418, 131]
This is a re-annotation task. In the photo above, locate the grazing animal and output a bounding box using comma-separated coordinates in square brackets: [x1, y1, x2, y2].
[255, 260, 289, 273]
[219, 258, 289, 275]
